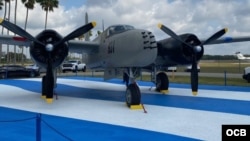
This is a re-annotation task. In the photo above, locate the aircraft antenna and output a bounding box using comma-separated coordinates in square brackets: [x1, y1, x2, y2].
[102, 19, 105, 32]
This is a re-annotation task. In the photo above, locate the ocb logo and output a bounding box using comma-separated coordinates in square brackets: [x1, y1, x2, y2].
[222, 125, 250, 141]
[226, 129, 246, 136]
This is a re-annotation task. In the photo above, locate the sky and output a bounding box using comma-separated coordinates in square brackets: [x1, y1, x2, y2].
[0, 0, 250, 55]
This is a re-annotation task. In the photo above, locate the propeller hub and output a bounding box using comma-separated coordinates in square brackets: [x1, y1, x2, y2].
[194, 46, 202, 53]
[46, 44, 54, 52]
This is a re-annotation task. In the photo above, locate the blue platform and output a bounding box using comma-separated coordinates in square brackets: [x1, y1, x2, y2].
[0, 76, 250, 141]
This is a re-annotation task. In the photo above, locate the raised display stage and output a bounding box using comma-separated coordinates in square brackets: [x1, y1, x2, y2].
[0, 76, 250, 141]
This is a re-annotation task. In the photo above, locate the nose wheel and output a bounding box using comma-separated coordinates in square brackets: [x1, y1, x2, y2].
[126, 83, 141, 107]
[124, 68, 142, 108]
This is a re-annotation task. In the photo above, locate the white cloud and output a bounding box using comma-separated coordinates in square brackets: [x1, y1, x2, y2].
[0, 0, 250, 55]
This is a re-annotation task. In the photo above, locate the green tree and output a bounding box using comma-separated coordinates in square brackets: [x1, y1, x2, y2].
[21, 0, 35, 65]
[36, 0, 58, 29]
[21, 0, 35, 30]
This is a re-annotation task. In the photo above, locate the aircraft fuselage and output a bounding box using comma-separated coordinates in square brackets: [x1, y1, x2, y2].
[87, 25, 158, 69]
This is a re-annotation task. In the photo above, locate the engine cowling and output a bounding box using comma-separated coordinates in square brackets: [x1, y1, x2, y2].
[29, 30, 68, 69]
[156, 33, 204, 66]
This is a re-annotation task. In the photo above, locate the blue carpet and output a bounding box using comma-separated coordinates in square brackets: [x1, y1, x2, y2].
[0, 107, 200, 141]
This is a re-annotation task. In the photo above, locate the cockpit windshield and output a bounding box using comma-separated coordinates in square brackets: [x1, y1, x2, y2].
[107, 25, 135, 36]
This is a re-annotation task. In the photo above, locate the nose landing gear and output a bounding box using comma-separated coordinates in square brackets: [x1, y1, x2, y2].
[124, 68, 142, 109]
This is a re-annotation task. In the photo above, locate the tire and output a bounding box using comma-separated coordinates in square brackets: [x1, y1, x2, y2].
[125, 84, 141, 107]
[73, 66, 78, 72]
[247, 74, 250, 83]
[82, 66, 86, 72]
[156, 72, 169, 92]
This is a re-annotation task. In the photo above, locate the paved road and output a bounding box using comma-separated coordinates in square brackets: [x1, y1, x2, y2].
[52, 71, 243, 79]
[167, 72, 242, 78]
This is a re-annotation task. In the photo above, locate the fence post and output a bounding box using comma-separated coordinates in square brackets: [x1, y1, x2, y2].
[36, 113, 41, 141]
[224, 71, 227, 86]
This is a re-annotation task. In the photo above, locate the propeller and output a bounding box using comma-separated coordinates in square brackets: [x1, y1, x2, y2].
[0, 17, 96, 103]
[158, 23, 227, 95]
[0, 18, 44, 46]
[55, 21, 96, 46]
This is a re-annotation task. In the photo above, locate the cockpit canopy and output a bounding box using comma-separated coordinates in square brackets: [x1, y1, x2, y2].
[107, 25, 135, 36]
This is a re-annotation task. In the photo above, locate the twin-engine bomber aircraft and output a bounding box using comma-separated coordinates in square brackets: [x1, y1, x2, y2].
[1, 17, 250, 108]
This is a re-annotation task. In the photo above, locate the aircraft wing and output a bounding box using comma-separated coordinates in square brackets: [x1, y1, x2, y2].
[0, 35, 99, 54]
[201, 36, 250, 45]
[0, 35, 30, 46]
[68, 40, 99, 54]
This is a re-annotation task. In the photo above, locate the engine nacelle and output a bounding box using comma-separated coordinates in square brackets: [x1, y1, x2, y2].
[30, 30, 68, 69]
[156, 33, 204, 66]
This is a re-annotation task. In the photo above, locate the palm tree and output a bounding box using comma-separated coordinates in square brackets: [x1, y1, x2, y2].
[5, 0, 11, 63]
[22, 0, 35, 30]
[13, 0, 17, 64]
[0, 0, 3, 10]
[36, 0, 58, 29]
[0, 0, 3, 63]
[1, 0, 7, 34]
[21, 0, 35, 64]
[1, 0, 7, 63]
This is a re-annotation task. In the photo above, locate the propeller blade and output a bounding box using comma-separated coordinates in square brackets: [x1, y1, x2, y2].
[158, 23, 227, 96]
[202, 28, 228, 45]
[191, 55, 198, 95]
[158, 23, 192, 48]
[0, 18, 44, 46]
[56, 21, 96, 45]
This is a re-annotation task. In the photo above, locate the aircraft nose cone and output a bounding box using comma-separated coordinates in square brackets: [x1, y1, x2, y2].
[141, 31, 157, 49]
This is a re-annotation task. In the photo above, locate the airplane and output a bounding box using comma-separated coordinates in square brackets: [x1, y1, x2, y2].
[1, 16, 250, 108]
[235, 52, 250, 60]
[0, 18, 158, 107]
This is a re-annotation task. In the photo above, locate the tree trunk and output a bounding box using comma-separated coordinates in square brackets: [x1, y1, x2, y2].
[7, 1, 11, 64]
[14, 0, 17, 64]
[0, 1, 8, 64]
[45, 10, 48, 29]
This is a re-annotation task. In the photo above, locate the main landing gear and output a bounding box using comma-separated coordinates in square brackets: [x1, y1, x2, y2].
[151, 66, 169, 93]
[155, 72, 169, 93]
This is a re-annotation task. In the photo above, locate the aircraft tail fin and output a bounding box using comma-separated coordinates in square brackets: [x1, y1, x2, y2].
[235, 52, 246, 60]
